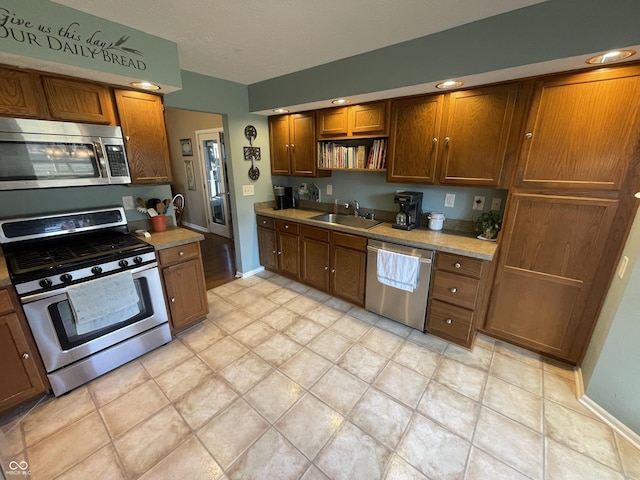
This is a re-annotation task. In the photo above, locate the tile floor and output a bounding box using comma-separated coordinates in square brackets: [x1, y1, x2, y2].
[1, 271, 640, 479]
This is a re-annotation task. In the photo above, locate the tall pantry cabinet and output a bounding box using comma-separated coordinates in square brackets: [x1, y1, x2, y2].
[484, 66, 640, 363]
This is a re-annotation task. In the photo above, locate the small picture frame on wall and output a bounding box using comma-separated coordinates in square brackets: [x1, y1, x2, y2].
[180, 138, 193, 156]
[185, 160, 196, 190]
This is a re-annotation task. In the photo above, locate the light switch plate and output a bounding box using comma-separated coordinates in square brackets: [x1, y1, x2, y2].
[326, 184, 333, 195]
[242, 185, 254, 196]
[618, 255, 629, 279]
[444, 193, 455, 208]
[122, 195, 135, 210]
[490, 198, 502, 211]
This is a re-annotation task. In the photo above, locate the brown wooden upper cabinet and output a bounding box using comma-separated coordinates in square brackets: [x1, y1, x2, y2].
[269, 112, 323, 177]
[515, 67, 640, 191]
[42, 76, 115, 124]
[0, 66, 49, 118]
[114, 89, 172, 184]
[387, 83, 522, 186]
[317, 101, 389, 138]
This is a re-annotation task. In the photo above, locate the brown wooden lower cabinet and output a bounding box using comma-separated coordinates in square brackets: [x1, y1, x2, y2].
[158, 242, 208, 333]
[0, 287, 48, 414]
[330, 232, 366, 306]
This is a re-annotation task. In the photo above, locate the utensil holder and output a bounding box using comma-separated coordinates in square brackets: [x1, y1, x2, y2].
[151, 214, 167, 232]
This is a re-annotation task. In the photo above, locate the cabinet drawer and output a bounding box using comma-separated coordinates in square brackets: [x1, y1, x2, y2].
[0, 289, 13, 315]
[432, 270, 480, 310]
[436, 252, 483, 278]
[332, 231, 366, 251]
[427, 300, 474, 344]
[158, 242, 200, 266]
[276, 220, 300, 234]
[257, 215, 275, 229]
[301, 224, 330, 243]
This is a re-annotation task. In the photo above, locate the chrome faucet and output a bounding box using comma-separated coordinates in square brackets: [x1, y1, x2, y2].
[345, 200, 360, 217]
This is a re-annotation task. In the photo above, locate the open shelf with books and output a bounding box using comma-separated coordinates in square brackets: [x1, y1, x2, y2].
[318, 138, 387, 171]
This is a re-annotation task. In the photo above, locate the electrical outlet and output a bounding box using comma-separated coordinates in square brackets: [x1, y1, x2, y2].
[242, 185, 254, 196]
[473, 196, 485, 210]
[444, 193, 455, 208]
[490, 198, 502, 211]
[122, 195, 135, 210]
[618, 255, 629, 279]
[326, 184, 333, 195]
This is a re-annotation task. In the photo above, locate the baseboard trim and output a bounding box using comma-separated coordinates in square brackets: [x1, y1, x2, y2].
[182, 221, 207, 233]
[575, 367, 640, 450]
[236, 266, 264, 278]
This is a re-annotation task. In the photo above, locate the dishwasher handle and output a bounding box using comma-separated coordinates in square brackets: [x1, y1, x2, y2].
[367, 245, 432, 264]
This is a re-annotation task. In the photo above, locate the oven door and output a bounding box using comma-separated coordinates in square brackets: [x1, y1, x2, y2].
[21, 263, 168, 373]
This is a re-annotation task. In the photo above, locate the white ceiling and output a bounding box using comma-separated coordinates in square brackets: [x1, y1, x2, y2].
[52, 0, 549, 85]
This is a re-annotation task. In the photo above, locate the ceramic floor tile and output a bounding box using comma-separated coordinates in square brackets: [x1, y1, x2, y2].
[324, 296, 354, 313]
[100, 380, 169, 438]
[0, 419, 25, 460]
[444, 343, 493, 371]
[406, 330, 449, 354]
[233, 320, 277, 348]
[307, 329, 353, 362]
[266, 287, 300, 305]
[338, 343, 388, 383]
[417, 381, 480, 441]
[197, 399, 270, 470]
[543, 358, 576, 381]
[473, 407, 543, 480]
[311, 366, 368, 415]
[268, 274, 294, 287]
[88, 360, 150, 407]
[276, 393, 343, 460]
[475, 334, 496, 351]
[279, 348, 333, 389]
[245, 371, 304, 423]
[286, 281, 311, 295]
[198, 336, 248, 371]
[283, 317, 325, 345]
[247, 280, 282, 297]
[154, 355, 214, 401]
[228, 428, 309, 480]
[349, 388, 413, 450]
[22, 387, 96, 447]
[304, 304, 345, 327]
[174, 375, 238, 429]
[114, 406, 191, 478]
[233, 276, 262, 287]
[139, 435, 224, 480]
[54, 445, 125, 480]
[243, 297, 280, 317]
[315, 421, 391, 480]
[260, 307, 300, 331]
[302, 465, 331, 480]
[224, 288, 258, 308]
[392, 340, 441, 378]
[206, 297, 237, 320]
[177, 320, 227, 352]
[464, 447, 530, 480]
[494, 341, 543, 368]
[253, 333, 302, 366]
[396, 412, 470, 480]
[544, 400, 621, 470]
[433, 357, 488, 401]
[214, 309, 257, 334]
[543, 370, 597, 418]
[305, 288, 332, 303]
[482, 375, 542, 432]
[383, 454, 428, 479]
[375, 317, 413, 338]
[616, 432, 640, 479]
[330, 314, 372, 341]
[139, 340, 193, 377]
[545, 438, 624, 480]
[489, 352, 543, 395]
[347, 306, 381, 325]
[211, 281, 245, 297]
[219, 352, 274, 394]
[360, 328, 404, 358]
[284, 296, 321, 315]
[27, 412, 110, 480]
[373, 361, 429, 408]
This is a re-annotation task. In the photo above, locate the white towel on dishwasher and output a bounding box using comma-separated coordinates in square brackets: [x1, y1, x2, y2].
[376, 249, 420, 292]
[67, 271, 140, 335]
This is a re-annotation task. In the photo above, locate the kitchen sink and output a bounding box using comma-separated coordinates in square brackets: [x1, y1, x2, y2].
[310, 213, 383, 229]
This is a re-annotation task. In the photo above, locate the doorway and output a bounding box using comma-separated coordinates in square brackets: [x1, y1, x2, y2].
[195, 129, 232, 238]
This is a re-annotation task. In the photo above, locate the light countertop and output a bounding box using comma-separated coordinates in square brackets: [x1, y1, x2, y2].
[140, 227, 205, 250]
[255, 205, 498, 261]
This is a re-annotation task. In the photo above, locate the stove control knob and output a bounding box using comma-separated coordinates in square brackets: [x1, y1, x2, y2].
[118, 259, 129, 268]
[39, 278, 53, 288]
[60, 274, 73, 283]
[133, 256, 143, 265]
[91, 266, 103, 275]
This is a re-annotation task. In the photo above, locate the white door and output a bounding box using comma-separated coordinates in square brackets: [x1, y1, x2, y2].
[196, 129, 232, 238]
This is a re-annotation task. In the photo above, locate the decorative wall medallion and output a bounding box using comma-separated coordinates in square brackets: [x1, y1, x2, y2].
[243, 146, 261, 161]
[244, 125, 257, 144]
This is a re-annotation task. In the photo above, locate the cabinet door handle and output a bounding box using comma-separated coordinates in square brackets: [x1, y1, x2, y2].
[285, 225, 289, 229]
[331, 269, 335, 273]
[444, 137, 450, 144]
[272, 250, 276, 254]
[262, 220, 267, 224]
[445, 318, 453, 325]
[291, 144, 295, 148]
[171, 297, 175, 303]
[454, 262, 461, 269]
[432, 138, 438, 144]
[22, 353, 30, 360]
[324, 266, 329, 270]
[525, 132, 533, 139]
[285, 144, 289, 148]
[278, 251, 282, 255]
[125, 136, 130, 142]
[450, 287, 457, 293]
[179, 251, 185, 256]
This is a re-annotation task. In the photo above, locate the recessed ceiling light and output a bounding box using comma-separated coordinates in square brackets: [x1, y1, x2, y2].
[130, 81, 160, 91]
[586, 50, 636, 65]
[436, 80, 464, 89]
[331, 99, 351, 105]
[273, 108, 289, 113]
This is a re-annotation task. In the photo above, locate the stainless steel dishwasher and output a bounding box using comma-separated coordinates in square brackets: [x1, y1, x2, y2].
[365, 239, 434, 330]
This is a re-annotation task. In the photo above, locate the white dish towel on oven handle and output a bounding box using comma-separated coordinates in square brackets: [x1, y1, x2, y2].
[67, 271, 141, 335]
[376, 249, 420, 292]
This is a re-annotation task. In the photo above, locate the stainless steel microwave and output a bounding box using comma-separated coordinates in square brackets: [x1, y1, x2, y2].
[0, 118, 131, 190]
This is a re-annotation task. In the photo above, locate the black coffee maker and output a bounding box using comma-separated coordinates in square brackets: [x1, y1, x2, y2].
[273, 185, 294, 210]
[392, 191, 423, 230]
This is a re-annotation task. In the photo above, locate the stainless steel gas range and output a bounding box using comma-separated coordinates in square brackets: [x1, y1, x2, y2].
[0, 207, 171, 396]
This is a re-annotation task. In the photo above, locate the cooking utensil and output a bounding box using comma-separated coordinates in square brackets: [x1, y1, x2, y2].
[147, 208, 158, 217]
[146, 198, 161, 209]
[156, 202, 165, 215]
